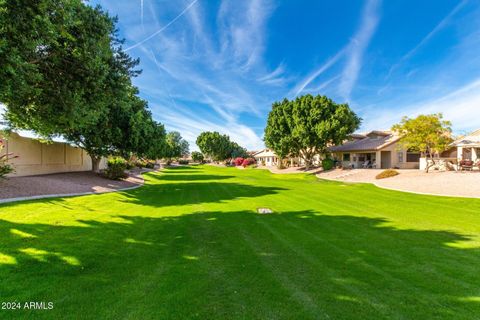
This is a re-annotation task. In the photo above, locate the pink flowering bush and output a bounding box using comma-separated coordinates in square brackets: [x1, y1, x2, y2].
[242, 157, 256, 167]
[233, 157, 245, 166]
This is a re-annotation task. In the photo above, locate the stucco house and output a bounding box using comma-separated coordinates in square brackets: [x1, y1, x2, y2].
[451, 129, 480, 162]
[329, 130, 420, 169]
[1, 131, 106, 177]
[253, 149, 279, 167]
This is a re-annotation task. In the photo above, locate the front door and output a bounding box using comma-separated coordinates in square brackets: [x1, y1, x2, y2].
[381, 151, 391, 169]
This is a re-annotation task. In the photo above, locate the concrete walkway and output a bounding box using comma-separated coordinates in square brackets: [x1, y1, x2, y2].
[317, 169, 480, 198]
[0, 170, 145, 203]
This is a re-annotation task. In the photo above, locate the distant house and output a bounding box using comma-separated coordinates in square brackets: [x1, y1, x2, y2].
[329, 130, 420, 169]
[451, 129, 480, 162]
[0, 132, 106, 177]
[253, 149, 279, 167]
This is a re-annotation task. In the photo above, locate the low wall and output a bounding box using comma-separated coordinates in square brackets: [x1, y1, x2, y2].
[1, 132, 106, 177]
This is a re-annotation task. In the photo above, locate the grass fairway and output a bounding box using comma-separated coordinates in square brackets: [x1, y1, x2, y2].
[0, 165, 479, 319]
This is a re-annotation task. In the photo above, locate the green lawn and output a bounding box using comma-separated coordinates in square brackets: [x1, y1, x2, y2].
[1, 165, 479, 319]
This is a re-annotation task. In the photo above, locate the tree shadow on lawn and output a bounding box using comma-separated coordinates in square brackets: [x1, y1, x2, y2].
[121, 181, 286, 207]
[0, 210, 479, 319]
[149, 174, 236, 181]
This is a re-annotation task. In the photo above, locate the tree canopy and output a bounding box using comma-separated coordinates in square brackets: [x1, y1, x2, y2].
[392, 113, 453, 172]
[0, 0, 168, 171]
[264, 94, 361, 169]
[191, 151, 204, 163]
[196, 131, 246, 162]
[164, 131, 189, 160]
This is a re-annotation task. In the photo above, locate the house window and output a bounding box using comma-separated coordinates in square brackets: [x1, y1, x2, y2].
[398, 152, 404, 163]
[343, 153, 350, 161]
[406, 152, 420, 162]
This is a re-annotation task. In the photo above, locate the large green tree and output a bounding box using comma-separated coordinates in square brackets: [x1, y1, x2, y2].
[264, 94, 361, 169]
[0, 0, 167, 171]
[164, 131, 189, 161]
[0, 0, 116, 137]
[196, 131, 245, 162]
[392, 113, 453, 172]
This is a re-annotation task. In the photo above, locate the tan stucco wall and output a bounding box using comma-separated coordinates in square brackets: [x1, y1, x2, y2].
[1, 132, 106, 177]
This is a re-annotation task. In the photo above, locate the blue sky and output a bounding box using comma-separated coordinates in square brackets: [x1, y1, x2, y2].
[90, 0, 480, 151]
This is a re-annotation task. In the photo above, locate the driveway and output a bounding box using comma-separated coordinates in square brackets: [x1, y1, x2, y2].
[317, 169, 480, 198]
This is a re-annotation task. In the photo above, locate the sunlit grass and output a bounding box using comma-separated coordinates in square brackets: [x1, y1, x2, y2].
[0, 165, 479, 319]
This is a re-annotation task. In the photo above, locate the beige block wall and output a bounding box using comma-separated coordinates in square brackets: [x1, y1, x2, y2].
[2, 132, 106, 177]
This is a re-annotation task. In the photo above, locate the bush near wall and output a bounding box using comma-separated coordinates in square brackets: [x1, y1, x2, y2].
[376, 169, 399, 180]
[178, 159, 189, 165]
[104, 157, 128, 180]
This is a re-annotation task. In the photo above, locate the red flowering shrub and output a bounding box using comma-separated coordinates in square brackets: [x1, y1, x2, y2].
[234, 157, 245, 166]
[242, 157, 256, 167]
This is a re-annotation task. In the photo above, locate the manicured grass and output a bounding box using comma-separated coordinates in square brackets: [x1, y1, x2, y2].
[1, 165, 479, 319]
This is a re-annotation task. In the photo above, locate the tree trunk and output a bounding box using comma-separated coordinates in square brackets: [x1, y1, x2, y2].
[425, 154, 435, 173]
[91, 155, 101, 173]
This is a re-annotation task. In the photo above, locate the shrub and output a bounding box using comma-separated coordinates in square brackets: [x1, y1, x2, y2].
[104, 157, 127, 180]
[375, 169, 399, 180]
[135, 159, 148, 168]
[191, 151, 204, 163]
[0, 138, 16, 178]
[234, 157, 245, 166]
[322, 158, 334, 171]
[178, 159, 189, 165]
[242, 157, 256, 167]
[145, 161, 155, 169]
[0, 163, 13, 178]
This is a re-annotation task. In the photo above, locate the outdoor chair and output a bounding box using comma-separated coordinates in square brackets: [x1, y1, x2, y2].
[362, 160, 370, 168]
[459, 160, 474, 171]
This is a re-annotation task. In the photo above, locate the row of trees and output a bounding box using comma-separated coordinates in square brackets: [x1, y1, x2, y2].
[263, 94, 453, 172]
[0, 0, 185, 171]
[196, 131, 247, 162]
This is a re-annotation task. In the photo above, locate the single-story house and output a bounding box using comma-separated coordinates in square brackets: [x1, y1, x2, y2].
[253, 149, 279, 167]
[329, 130, 420, 169]
[0, 132, 106, 177]
[451, 129, 480, 162]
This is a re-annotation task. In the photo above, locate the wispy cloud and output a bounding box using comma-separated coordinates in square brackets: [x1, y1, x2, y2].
[339, 0, 381, 100]
[290, 49, 345, 97]
[122, 0, 280, 150]
[125, 0, 199, 51]
[386, 0, 468, 78]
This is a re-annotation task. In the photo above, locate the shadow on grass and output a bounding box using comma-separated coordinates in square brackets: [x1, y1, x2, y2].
[150, 174, 236, 181]
[121, 181, 286, 207]
[0, 210, 479, 319]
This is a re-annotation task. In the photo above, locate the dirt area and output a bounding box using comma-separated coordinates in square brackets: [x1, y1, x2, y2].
[0, 170, 145, 202]
[317, 169, 480, 198]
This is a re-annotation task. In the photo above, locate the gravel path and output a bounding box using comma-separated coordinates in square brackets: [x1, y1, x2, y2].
[0, 170, 145, 201]
[317, 169, 480, 198]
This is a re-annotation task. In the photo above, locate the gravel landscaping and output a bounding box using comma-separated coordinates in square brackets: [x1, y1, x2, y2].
[0, 170, 144, 201]
[317, 169, 480, 198]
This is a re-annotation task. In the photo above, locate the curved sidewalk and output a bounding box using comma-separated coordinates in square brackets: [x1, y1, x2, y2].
[0, 170, 145, 204]
[316, 169, 480, 199]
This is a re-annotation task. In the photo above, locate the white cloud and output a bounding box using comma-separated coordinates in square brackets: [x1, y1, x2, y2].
[290, 49, 345, 97]
[361, 78, 480, 133]
[339, 0, 381, 100]
[125, 0, 200, 51]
